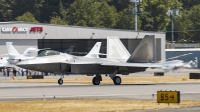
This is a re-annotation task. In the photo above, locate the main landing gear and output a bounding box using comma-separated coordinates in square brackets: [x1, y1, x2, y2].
[58, 75, 64, 85]
[109, 73, 121, 85]
[92, 73, 122, 85]
[57, 74, 122, 85]
[113, 76, 121, 85]
[92, 74, 102, 85]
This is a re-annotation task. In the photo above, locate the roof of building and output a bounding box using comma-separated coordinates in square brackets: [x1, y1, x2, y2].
[0, 21, 165, 34]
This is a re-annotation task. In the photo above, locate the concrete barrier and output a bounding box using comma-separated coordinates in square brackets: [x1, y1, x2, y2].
[154, 72, 164, 76]
[27, 75, 44, 79]
[189, 73, 200, 79]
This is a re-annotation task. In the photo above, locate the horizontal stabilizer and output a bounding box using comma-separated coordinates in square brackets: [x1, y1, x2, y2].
[1, 54, 8, 56]
[0, 63, 16, 68]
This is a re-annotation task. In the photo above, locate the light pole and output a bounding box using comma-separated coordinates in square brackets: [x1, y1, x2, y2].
[130, 0, 142, 31]
[166, 9, 179, 44]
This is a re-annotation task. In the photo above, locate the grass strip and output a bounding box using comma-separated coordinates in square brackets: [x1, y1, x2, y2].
[0, 99, 200, 112]
[2, 76, 200, 84]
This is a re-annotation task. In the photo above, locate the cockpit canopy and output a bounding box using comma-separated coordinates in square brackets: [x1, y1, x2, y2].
[38, 50, 60, 57]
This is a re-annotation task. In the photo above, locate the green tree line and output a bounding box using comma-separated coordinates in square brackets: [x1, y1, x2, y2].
[0, 0, 199, 42]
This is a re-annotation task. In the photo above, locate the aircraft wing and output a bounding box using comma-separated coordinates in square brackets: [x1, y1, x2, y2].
[101, 62, 162, 68]
[62, 61, 162, 68]
[0, 63, 16, 68]
[61, 61, 102, 65]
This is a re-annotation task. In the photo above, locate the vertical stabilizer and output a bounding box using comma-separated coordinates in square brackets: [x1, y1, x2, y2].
[23, 48, 38, 57]
[127, 35, 156, 63]
[23, 48, 51, 57]
[6, 42, 20, 56]
[107, 36, 130, 60]
[84, 42, 101, 58]
[64, 46, 74, 54]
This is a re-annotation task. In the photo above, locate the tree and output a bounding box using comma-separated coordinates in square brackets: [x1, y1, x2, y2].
[68, 0, 101, 27]
[173, 4, 200, 42]
[188, 5, 200, 41]
[49, 16, 67, 25]
[11, 0, 44, 22]
[174, 10, 193, 40]
[59, 1, 68, 20]
[40, 0, 62, 23]
[0, 0, 14, 21]
[15, 11, 38, 23]
[140, 0, 182, 31]
[98, 2, 118, 28]
[67, 0, 117, 28]
[179, 0, 200, 10]
[40, 0, 72, 23]
[107, 0, 130, 12]
[115, 7, 141, 30]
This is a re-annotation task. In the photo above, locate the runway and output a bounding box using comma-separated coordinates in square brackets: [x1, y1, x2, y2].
[0, 82, 200, 102]
[0, 69, 200, 101]
[1, 70, 200, 111]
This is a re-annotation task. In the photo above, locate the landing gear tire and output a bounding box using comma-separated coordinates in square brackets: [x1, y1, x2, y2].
[113, 76, 121, 85]
[92, 77, 100, 85]
[58, 78, 63, 85]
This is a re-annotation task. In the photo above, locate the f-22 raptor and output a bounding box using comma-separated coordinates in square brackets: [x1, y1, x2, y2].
[17, 36, 161, 85]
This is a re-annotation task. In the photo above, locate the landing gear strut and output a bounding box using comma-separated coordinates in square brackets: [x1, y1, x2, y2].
[58, 74, 64, 85]
[92, 74, 102, 85]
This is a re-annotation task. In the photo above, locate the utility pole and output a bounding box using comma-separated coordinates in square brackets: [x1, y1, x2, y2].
[166, 9, 179, 44]
[171, 14, 174, 44]
[130, 0, 142, 31]
[134, 1, 137, 31]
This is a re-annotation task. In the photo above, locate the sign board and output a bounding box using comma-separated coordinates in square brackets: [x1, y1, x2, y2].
[157, 91, 180, 103]
[30, 27, 43, 33]
[2, 27, 28, 32]
[27, 75, 32, 79]
[27, 75, 44, 79]
[1, 26, 43, 33]
[189, 73, 200, 79]
[154, 72, 164, 76]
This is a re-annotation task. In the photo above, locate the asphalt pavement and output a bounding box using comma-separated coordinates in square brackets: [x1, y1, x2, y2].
[1, 68, 200, 112]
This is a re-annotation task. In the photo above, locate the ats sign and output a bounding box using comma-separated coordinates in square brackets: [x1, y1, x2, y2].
[1, 26, 43, 33]
[157, 91, 180, 104]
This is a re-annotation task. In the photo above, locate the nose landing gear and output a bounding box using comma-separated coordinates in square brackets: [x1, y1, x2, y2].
[58, 74, 64, 85]
[58, 78, 63, 85]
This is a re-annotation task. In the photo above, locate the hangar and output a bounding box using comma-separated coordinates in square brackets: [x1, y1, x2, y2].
[0, 21, 165, 61]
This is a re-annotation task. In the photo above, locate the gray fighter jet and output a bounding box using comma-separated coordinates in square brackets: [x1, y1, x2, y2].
[17, 36, 161, 85]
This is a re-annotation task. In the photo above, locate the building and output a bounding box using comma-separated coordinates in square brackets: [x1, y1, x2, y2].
[0, 22, 165, 61]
